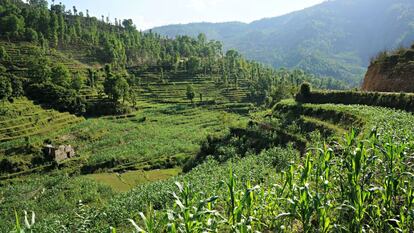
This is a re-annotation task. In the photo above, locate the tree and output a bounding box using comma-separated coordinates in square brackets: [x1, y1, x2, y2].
[299, 82, 311, 97]
[0, 76, 12, 103]
[197, 33, 206, 45]
[129, 89, 137, 108]
[187, 56, 201, 74]
[29, 57, 51, 83]
[122, 19, 135, 31]
[87, 68, 95, 88]
[114, 76, 130, 103]
[104, 75, 129, 102]
[0, 46, 10, 62]
[186, 84, 195, 104]
[51, 64, 71, 87]
[10, 76, 24, 97]
[0, 14, 25, 39]
[71, 72, 84, 91]
[24, 28, 38, 42]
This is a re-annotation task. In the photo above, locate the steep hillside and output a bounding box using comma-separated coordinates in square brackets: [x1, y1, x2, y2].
[153, 0, 414, 84]
[362, 44, 414, 92]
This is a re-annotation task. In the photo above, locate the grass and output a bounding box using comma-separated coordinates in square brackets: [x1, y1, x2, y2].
[59, 102, 248, 172]
[84, 168, 181, 192]
[0, 98, 83, 142]
[1, 100, 247, 176]
[4, 99, 414, 231]
[108, 100, 414, 232]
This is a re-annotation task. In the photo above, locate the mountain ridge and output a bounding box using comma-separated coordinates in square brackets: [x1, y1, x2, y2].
[152, 0, 414, 84]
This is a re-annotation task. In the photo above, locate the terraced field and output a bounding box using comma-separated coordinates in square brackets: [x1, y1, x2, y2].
[132, 70, 249, 103]
[0, 98, 83, 143]
[56, 102, 248, 173]
[0, 41, 90, 75]
[273, 99, 414, 141]
[0, 99, 247, 180]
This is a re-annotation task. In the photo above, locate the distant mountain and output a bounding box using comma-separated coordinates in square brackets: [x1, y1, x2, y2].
[153, 0, 414, 84]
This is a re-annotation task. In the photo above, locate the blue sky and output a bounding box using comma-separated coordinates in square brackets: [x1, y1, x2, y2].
[48, 0, 325, 30]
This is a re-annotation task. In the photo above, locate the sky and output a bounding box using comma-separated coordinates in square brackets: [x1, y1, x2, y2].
[48, 0, 325, 30]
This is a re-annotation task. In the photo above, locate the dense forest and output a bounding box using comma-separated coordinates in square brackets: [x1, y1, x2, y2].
[0, 0, 346, 115]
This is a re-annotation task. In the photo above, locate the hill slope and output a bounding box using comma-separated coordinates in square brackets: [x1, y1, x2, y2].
[362, 44, 414, 92]
[153, 0, 414, 84]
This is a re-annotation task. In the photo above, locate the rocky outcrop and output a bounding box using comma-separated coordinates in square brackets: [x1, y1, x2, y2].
[362, 49, 414, 92]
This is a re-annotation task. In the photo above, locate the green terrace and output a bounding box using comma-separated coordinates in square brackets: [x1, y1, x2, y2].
[0, 41, 90, 75]
[0, 98, 83, 143]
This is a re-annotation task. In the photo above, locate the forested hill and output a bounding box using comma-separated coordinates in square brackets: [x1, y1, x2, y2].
[153, 0, 414, 85]
[0, 0, 349, 116]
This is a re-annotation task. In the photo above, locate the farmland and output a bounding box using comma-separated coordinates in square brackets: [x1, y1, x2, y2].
[1, 0, 414, 232]
[2, 95, 414, 232]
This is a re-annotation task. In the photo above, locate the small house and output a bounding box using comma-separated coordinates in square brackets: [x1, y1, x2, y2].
[43, 144, 76, 163]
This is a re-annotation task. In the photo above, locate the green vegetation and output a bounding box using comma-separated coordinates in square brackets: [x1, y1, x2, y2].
[84, 168, 181, 192]
[5, 99, 414, 232]
[0, 98, 83, 174]
[370, 42, 414, 65]
[1, 1, 414, 232]
[0, 0, 347, 117]
[153, 0, 414, 84]
[0, 100, 247, 175]
[126, 129, 414, 232]
[296, 84, 414, 112]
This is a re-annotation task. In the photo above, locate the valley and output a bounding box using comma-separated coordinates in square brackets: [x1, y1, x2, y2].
[0, 0, 414, 232]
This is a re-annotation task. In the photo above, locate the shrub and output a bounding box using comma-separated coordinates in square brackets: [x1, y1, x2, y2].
[24, 28, 38, 43]
[26, 82, 86, 114]
[0, 75, 12, 102]
[186, 84, 195, 103]
[295, 90, 414, 112]
[371, 50, 388, 64]
[300, 82, 311, 97]
[0, 46, 9, 62]
[85, 100, 132, 116]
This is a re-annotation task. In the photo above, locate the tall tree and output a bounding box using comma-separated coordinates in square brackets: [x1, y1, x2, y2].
[51, 64, 71, 87]
[0, 76, 12, 103]
[186, 84, 195, 104]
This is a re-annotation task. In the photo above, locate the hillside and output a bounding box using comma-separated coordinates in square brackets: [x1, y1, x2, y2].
[153, 0, 414, 84]
[2, 0, 414, 232]
[362, 43, 414, 92]
[3, 95, 414, 231]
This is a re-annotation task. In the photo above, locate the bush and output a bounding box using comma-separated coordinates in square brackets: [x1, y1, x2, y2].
[299, 82, 311, 97]
[295, 90, 414, 112]
[371, 50, 388, 64]
[0, 46, 9, 62]
[295, 82, 311, 102]
[24, 28, 38, 43]
[0, 75, 12, 101]
[26, 82, 86, 114]
[85, 100, 132, 116]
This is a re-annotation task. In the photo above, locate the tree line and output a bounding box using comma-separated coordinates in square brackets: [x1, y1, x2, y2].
[0, 0, 347, 114]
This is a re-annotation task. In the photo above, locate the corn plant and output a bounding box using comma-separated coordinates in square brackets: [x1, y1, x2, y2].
[10, 210, 35, 233]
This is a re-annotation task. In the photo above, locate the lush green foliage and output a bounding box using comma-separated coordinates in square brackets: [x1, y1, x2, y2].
[185, 84, 195, 103]
[153, 0, 414, 84]
[0, 75, 12, 101]
[126, 130, 414, 232]
[0, 101, 247, 175]
[0, 0, 348, 116]
[2, 1, 414, 232]
[296, 90, 414, 112]
[5, 99, 414, 231]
